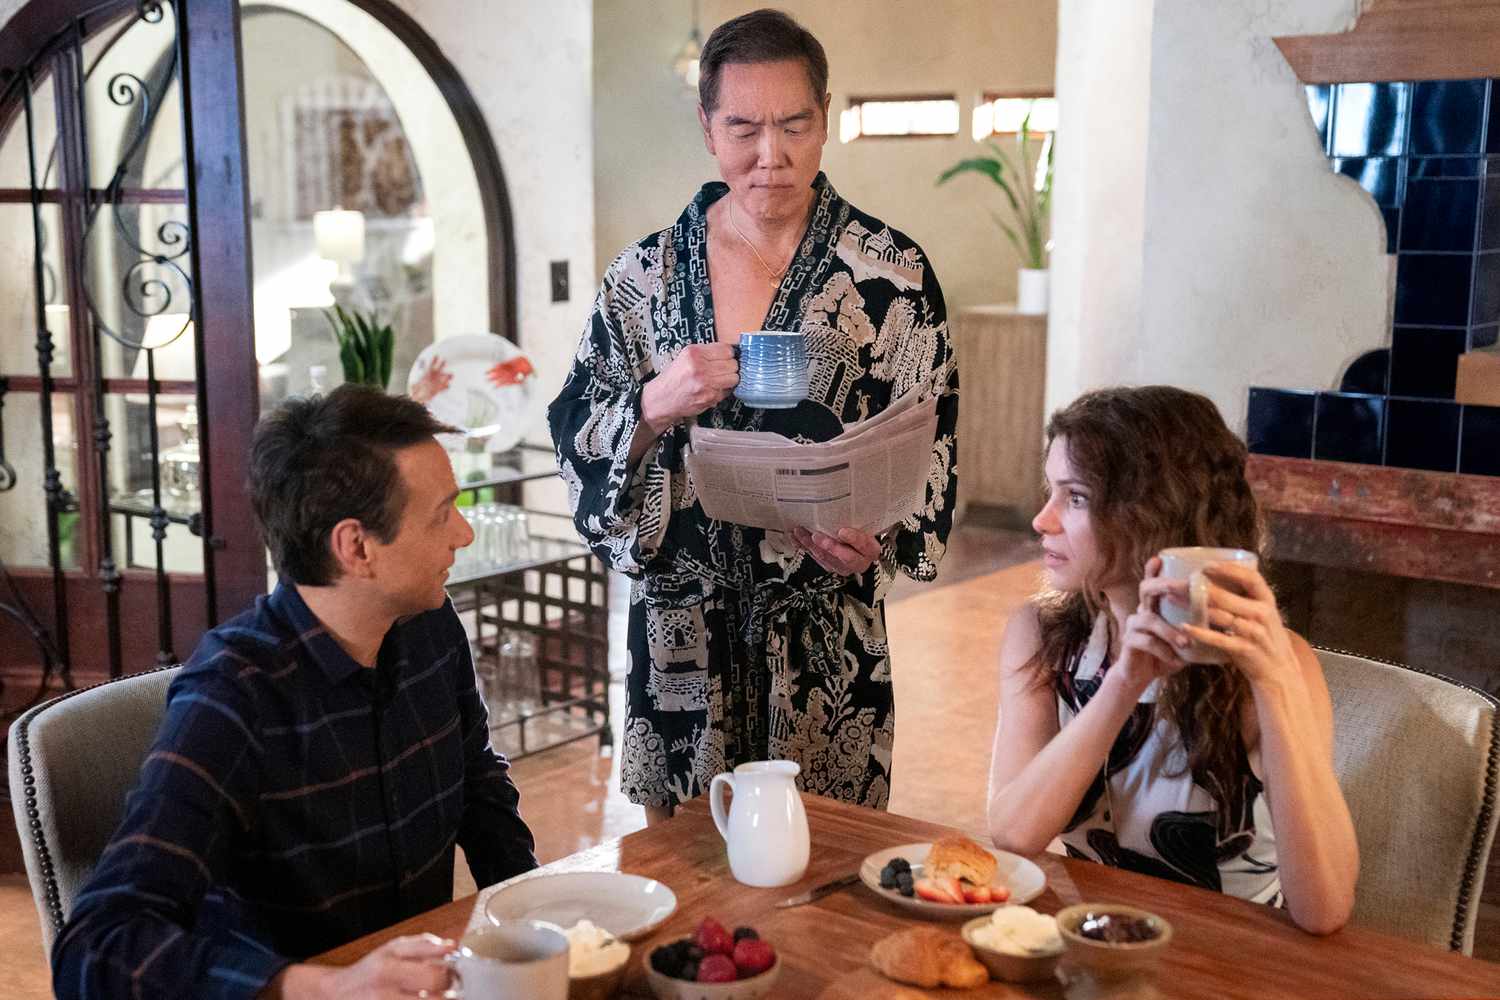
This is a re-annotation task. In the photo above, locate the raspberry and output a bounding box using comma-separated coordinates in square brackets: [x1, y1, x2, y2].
[733, 937, 776, 977]
[695, 917, 735, 956]
[697, 953, 738, 983]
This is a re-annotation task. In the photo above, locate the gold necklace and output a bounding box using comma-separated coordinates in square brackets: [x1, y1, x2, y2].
[727, 201, 791, 287]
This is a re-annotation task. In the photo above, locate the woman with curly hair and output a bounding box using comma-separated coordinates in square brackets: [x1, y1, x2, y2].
[987, 386, 1358, 934]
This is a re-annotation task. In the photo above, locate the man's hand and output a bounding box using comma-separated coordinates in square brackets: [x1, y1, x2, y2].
[640, 343, 739, 436]
[264, 934, 454, 1000]
[792, 527, 882, 577]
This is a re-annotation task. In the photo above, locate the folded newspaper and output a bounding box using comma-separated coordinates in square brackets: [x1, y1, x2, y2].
[684, 392, 939, 534]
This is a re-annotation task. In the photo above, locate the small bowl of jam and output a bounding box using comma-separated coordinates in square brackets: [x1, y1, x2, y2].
[1055, 904, 1172, 981]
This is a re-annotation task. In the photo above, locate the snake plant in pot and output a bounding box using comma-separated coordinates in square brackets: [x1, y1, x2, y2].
[324, 304, 394, 390]
[937, 109, 1055, 314]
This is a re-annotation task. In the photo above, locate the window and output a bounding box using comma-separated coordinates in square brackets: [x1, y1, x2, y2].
[839, 95, 960, 142]
[973, 93, 1058, 141]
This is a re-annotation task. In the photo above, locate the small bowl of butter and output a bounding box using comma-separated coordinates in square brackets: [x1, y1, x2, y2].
[961, 905, 1064, 983]
[564, 919, 631, 1000]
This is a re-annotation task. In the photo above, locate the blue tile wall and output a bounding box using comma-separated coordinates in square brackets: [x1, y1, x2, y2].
[1246, 78, 1500, 476]
[1399, 178, 1478, 251]
[1461, 405, 1500, 475]
[1314, 392, 1386, 465]
[1331, 82, 1410, 157]
[1385, 398, 1461, 471]
[1411, 80, 1486, 155]
[1389, 327, 1466, 397]
[1247, 388, 1316, 458]
[1340, 348, 1390, 395]
[1394, 253, 1472, 325]
[1472, 253, 1500, 327]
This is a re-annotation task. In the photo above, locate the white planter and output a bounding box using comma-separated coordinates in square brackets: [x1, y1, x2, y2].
[1017, 268, 1049, 315]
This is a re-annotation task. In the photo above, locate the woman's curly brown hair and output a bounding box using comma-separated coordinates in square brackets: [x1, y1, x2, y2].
[1033, 385, 1265, 803]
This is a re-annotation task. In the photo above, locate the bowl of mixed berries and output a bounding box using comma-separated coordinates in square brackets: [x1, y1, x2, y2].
[646, 917, 781, 999]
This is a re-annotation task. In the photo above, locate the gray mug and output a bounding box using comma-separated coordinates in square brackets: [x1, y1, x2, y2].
[734, 331, 809, 409]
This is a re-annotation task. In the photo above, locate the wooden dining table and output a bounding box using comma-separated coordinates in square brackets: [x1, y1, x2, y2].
[316, 794, 1500, 998]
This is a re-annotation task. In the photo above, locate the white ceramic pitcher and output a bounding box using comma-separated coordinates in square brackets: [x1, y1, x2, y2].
[709, 760, 810, 887]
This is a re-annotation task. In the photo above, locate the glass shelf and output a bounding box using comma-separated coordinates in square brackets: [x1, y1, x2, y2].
[451, 442, 559, 493]
[447, 510, 590, 585]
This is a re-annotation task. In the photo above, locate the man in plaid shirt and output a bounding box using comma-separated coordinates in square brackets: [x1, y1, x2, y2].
[53, 386, 538, 999]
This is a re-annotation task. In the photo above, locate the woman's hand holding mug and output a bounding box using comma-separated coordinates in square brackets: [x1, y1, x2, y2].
[1112, 557, 1192, 694]
[1176, 560, 1301, 690]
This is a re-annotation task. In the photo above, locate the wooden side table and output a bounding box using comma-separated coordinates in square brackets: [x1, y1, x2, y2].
[952, 305, 1048, 529]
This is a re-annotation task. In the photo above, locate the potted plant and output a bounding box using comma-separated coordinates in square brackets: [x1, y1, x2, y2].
[323, 304, 394, 390]
[937, 107, 1055, 314]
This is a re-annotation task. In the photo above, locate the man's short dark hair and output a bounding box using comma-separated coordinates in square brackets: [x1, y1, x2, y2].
[249, 385, 457, 586]
[698, 8, 829, 115]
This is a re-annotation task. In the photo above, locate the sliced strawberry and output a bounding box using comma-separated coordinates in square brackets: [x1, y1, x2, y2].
[937, 876, 966, 904]
[914, 877, 949, 903]
[991, 883, 1011, 903]
[961, 883, 992, 904]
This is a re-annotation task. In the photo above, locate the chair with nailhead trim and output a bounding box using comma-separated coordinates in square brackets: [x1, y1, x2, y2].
[1318, 648, 1500, 955]
[6, 665, 180, 948]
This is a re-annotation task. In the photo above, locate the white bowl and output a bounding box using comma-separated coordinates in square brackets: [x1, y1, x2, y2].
[483, 872, 677, 941]
[961, 914, 1063, 983]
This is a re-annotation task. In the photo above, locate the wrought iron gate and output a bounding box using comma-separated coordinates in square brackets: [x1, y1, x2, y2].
[0, 0, 260, 698]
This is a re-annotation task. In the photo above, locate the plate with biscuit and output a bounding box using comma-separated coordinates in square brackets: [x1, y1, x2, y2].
[859, 835, 1045, 918]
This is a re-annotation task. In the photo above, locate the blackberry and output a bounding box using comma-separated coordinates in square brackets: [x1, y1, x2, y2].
[733, 926, 759, 942]
[679, 959, 699, 981]
[684, 943, 705, 962]
[650, 946, 679, 976]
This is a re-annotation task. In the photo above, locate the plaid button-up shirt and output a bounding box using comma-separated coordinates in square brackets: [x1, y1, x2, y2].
[52, 582, 537, 999]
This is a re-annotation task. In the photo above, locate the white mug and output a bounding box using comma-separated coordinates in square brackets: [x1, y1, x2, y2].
[441, 920, 569, 1000]
[709, 759, 810, 887]
[1157, 547, 1259, 665]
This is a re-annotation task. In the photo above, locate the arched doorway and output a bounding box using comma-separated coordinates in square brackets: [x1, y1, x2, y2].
[240, 0, 517, 410]
[0, 0, 514, 691]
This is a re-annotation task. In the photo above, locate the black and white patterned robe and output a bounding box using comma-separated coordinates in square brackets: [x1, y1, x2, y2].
[548, 174, 958, 808]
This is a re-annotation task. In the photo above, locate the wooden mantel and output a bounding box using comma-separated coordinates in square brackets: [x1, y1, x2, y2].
[1247, 455, 1500, 589]
[1276, 0, 1500, 83]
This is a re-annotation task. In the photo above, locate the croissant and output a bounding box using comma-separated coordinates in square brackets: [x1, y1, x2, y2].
[869, 926, 990, 989]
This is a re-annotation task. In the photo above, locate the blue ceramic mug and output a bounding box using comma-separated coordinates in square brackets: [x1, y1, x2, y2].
[733, 331, 809, 409]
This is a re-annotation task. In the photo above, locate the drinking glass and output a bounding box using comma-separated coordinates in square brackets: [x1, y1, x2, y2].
[497, 628, 541, 717]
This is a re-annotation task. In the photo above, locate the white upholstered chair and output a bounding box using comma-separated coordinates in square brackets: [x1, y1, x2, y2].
[7, 665, 180, 947]
[1318, 647, 1500, 954]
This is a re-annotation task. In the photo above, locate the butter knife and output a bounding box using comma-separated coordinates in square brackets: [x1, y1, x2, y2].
[774, 872, 861, 908]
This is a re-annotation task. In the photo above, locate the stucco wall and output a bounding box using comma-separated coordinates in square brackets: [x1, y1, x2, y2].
[1048, 0, 1390, 431]
[592, 0, 1057, 310]
[387, 0, 592, 517]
